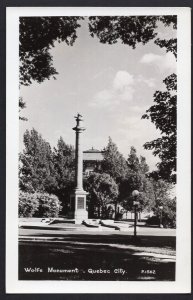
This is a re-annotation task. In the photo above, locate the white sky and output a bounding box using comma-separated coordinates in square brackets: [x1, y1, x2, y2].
[19, 18, 176, 170]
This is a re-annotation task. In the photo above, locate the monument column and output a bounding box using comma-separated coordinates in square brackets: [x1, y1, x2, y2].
[69, 113, 88, 223]
[74, 115, 84, 191]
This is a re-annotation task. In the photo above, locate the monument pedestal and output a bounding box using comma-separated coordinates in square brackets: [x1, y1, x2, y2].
[69, 189, 88, 224]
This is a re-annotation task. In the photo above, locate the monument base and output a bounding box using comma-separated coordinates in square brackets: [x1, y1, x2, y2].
[68, 189, 88, 224]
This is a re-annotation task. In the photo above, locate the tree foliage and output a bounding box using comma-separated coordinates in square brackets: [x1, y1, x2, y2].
[155, 15, 177, 58]
[53, 137, 75, 212]
[19, 130, 75, 214]
[142, 74, 177, 183]
[147, 180, 176, 227]
[19, 15, 177, 87]
[155, 38, 177, 58]
[19, 128, 56, 193]
[19, 129, 175, 221]
[89, 16, 158, 47]
[120, 147, 154, 212]
[127, 146, 140, 173]
[19, 17, 82, 86]
[127, 146, 149, 175]
[89, 15, 177, 56]
[101, 137, 128, 182]
[86, 172, 119, 218]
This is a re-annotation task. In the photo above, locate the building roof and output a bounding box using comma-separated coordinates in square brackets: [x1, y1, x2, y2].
[83, 147, 104, 161]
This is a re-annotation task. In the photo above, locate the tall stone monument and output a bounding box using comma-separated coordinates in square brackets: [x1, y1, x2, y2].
[69, 113, 88, 223]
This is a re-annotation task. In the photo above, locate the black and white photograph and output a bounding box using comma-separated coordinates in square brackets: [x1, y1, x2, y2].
[6, 7, 191, 293]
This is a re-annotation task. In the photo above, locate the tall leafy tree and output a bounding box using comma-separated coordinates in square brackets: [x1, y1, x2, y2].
[127, 147, 149, 174]
[120, 147, 153, 212]
[53, 137, 75, 212]
[127, 146, 140, 173]
[139, 155, 150, 174]
[142, 74, 177, 183]
[19, 128, 56, 193]
[101, 137, 128, 182]
[100, 137, 128, 216]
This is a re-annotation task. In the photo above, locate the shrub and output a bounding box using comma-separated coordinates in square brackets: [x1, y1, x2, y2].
[19, 191, 39, 217]
[146, 216, 160, 226]
[35, 192, 62, 217]
[19, 191, 62, 218]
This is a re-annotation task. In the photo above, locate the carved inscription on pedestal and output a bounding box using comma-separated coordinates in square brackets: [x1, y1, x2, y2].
[77, 197, 84, 209]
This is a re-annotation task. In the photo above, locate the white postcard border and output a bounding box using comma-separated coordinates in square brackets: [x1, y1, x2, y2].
[6, 6, 191, 294]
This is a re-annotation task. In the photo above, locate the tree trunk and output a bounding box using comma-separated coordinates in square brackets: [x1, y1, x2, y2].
[98, 205, 100, 218]
[114, 202, 117, 220]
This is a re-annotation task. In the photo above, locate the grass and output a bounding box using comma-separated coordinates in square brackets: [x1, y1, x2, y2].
[19, 230, 176, 281]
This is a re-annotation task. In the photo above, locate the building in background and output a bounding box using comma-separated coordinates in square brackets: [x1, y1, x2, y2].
[83, 147, 104, 177]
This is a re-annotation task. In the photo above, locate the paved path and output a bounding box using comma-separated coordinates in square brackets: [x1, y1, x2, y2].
[19, 226, 176, 237]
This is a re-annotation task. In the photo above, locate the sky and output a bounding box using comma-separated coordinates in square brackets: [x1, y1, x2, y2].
[19, 17, 176, 170]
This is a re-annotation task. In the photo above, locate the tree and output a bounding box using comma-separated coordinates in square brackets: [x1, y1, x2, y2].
[89, 16, 157, 47]
[101, 137, 128, 182]
[120, 175, 155, 214]
[99, 137, 128, 217]
[19, 128, 56, 193]
[127, 146, 149, 175]
[85, 172, 118, 218]
[89, 16, 176, 56]
[127, 146, 140, 173]
[120, 147, 152, 214]
[53, 137, 75, 213]
[155, 38, 177, 58]
[139, 155, 150, 174]
[149, 179, 176, 227]
[19, 132, 75, 214]
[120, 147, 153, 212]
[142, 73, 177, 183]
[19, 17, 82, 86]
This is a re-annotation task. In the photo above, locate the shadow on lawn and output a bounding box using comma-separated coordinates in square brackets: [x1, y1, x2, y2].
[21, 232, 176, 249]
[19, 233, 176, 281]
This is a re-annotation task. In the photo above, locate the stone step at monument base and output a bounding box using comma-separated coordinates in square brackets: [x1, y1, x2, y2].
[68, 210, 88, 224]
